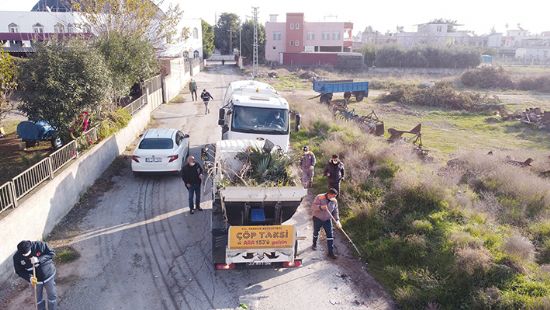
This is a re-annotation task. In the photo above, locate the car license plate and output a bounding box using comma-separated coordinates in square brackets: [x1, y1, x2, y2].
[247, 261, 271, 266]
[145, 157, 162, 163]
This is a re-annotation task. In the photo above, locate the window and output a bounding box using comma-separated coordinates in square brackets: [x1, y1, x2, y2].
[307, 32, 315, 40]
[332, 32, 340, 40]
[437, 26, 442, 32]
[8, 23, 18, 33]
[295, 23, 300, 29]
[67, 23, 75, 33]
[273, 46, 276, 50]
[54, 23, 64, 33]
[295, 40, 299, 46]
[138, 138, 174, 150]
[193, 27, 198, 39]
[272, 32, 282, 40]
[290, 23, 294, 30]
[322, 32, 330, 40]
[33, 23, 44, 34]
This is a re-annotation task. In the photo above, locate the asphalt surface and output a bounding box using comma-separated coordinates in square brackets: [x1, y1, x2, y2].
[2, 66, 393, 310]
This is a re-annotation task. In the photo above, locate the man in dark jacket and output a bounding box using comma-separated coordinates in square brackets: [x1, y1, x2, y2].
[13, 240, 57, 310]
[181, 155, 204, 214]
[189, 79, 198, 101]
[311, 188, 341, 259]
[323, 154, 345, 195]
[200, 89, 214, 115]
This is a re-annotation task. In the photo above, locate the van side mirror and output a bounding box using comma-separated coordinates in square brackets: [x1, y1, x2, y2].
[218, 108, 225, 126]
[294, 113, 301, 132]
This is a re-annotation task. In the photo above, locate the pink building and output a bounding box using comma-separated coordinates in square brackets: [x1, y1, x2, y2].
[265, 13, 353, 63]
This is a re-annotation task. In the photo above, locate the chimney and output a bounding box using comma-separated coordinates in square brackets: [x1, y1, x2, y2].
[269, 14, 278, 23]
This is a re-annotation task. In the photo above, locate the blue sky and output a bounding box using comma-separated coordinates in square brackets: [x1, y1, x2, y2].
[2, 0, 549, 35]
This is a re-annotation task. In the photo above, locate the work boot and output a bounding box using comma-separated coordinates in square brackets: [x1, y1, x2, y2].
[197, 207, 203, 211]
[311, 244, 317, 251]
[328, 252, 337, 259]
[190, 209, 195, 215]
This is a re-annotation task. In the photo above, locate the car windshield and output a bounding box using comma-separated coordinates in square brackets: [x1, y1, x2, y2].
[138, 138, 174, 150]
[231, 106, 289, 134]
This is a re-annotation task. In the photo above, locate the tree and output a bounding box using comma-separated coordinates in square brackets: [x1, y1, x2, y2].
[96, 32, 158, 103]
[240, 19, 265, 62]
[18, 41, 112, 134]
[74, 0, 181, 47]
[202, 19, 215, 59]
[361, 45, 376, 67]
[214, 13, 240, 54]
[0, 50, 17, 123]
[428, 19, 459, 32]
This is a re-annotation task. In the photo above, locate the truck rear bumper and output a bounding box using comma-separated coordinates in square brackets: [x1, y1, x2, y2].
[215, 259, 302, 270]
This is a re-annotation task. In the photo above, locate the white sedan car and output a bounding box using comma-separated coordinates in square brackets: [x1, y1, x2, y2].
[131, 128, 190, 175]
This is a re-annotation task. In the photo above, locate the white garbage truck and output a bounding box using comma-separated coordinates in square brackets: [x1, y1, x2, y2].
[208, 80, 306, 270]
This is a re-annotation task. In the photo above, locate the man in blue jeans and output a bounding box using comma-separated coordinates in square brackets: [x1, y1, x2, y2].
[13, 240, 57, 310]
[311, 188, 342, 259]
[181, 155, 204, 214]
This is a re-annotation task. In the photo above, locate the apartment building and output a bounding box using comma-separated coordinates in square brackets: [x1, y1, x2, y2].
[265, 13, 353, 64]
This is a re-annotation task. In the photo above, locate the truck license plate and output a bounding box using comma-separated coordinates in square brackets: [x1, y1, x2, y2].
[247, 261, 272, 266]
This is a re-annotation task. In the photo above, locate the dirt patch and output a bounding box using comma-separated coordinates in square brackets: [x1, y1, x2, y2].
[0, 133, 51, 184]
[46, 156, 129, 244]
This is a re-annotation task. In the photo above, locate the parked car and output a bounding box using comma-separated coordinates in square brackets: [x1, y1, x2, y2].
[131, 128, 190, 175]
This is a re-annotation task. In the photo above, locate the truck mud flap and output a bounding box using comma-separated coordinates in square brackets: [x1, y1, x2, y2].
[212, 228, 228, 264]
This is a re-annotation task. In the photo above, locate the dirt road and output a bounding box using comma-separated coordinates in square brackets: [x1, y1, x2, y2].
[1, 66, 393, 310]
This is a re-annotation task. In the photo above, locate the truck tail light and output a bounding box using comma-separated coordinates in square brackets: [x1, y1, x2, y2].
[215, 263, 236, 270]
[282, 260, 302, 268]
[168, 155, 179, 162]
[131, 155, 140, 163]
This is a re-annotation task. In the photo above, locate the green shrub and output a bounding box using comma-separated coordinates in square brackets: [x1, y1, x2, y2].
[516, 76, 550, 92]
[98, 109, 131, 139]
[461, 66, 514, 89]
[374, 46, 480, 68]
[378, 82, 501, 111]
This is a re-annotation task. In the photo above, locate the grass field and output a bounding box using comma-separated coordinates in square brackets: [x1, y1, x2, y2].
[350, 99, 550, 157]
[263, 67, 550, 159]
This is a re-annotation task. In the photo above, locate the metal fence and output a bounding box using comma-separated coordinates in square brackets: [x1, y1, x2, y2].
[12, 158, 52, 199]
[50, 140, 78, 173]
[0, 182, 16, 213]
[76, 126, 100, 151]
[0, 74, 163, 215]
[123, 95, 147, 115]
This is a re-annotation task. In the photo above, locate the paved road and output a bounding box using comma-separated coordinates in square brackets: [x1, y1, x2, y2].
[3, 66, 393, 310]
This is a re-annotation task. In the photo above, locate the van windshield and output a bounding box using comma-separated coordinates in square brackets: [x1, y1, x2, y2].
[231, 106, 289, 134]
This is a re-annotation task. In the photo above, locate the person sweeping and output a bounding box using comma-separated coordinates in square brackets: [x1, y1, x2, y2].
[13, 240, 57, 310]
[311, 188, 342, 259]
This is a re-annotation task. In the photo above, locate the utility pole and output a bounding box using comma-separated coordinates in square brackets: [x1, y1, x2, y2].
[228, 29, 233, 55]
[252, 6, 259, 78]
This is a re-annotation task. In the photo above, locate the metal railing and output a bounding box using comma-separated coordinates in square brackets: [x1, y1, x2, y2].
[0, 182, 16, 213]
[50, 140, 78, 173]
[12, 158, 52, 199]
[76, 125, 100, 151]
[0, 74, 164, 214]
[123, 95, 147, 115]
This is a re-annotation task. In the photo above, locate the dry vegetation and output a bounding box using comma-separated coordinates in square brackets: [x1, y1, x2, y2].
[289, 97, 550, 309]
